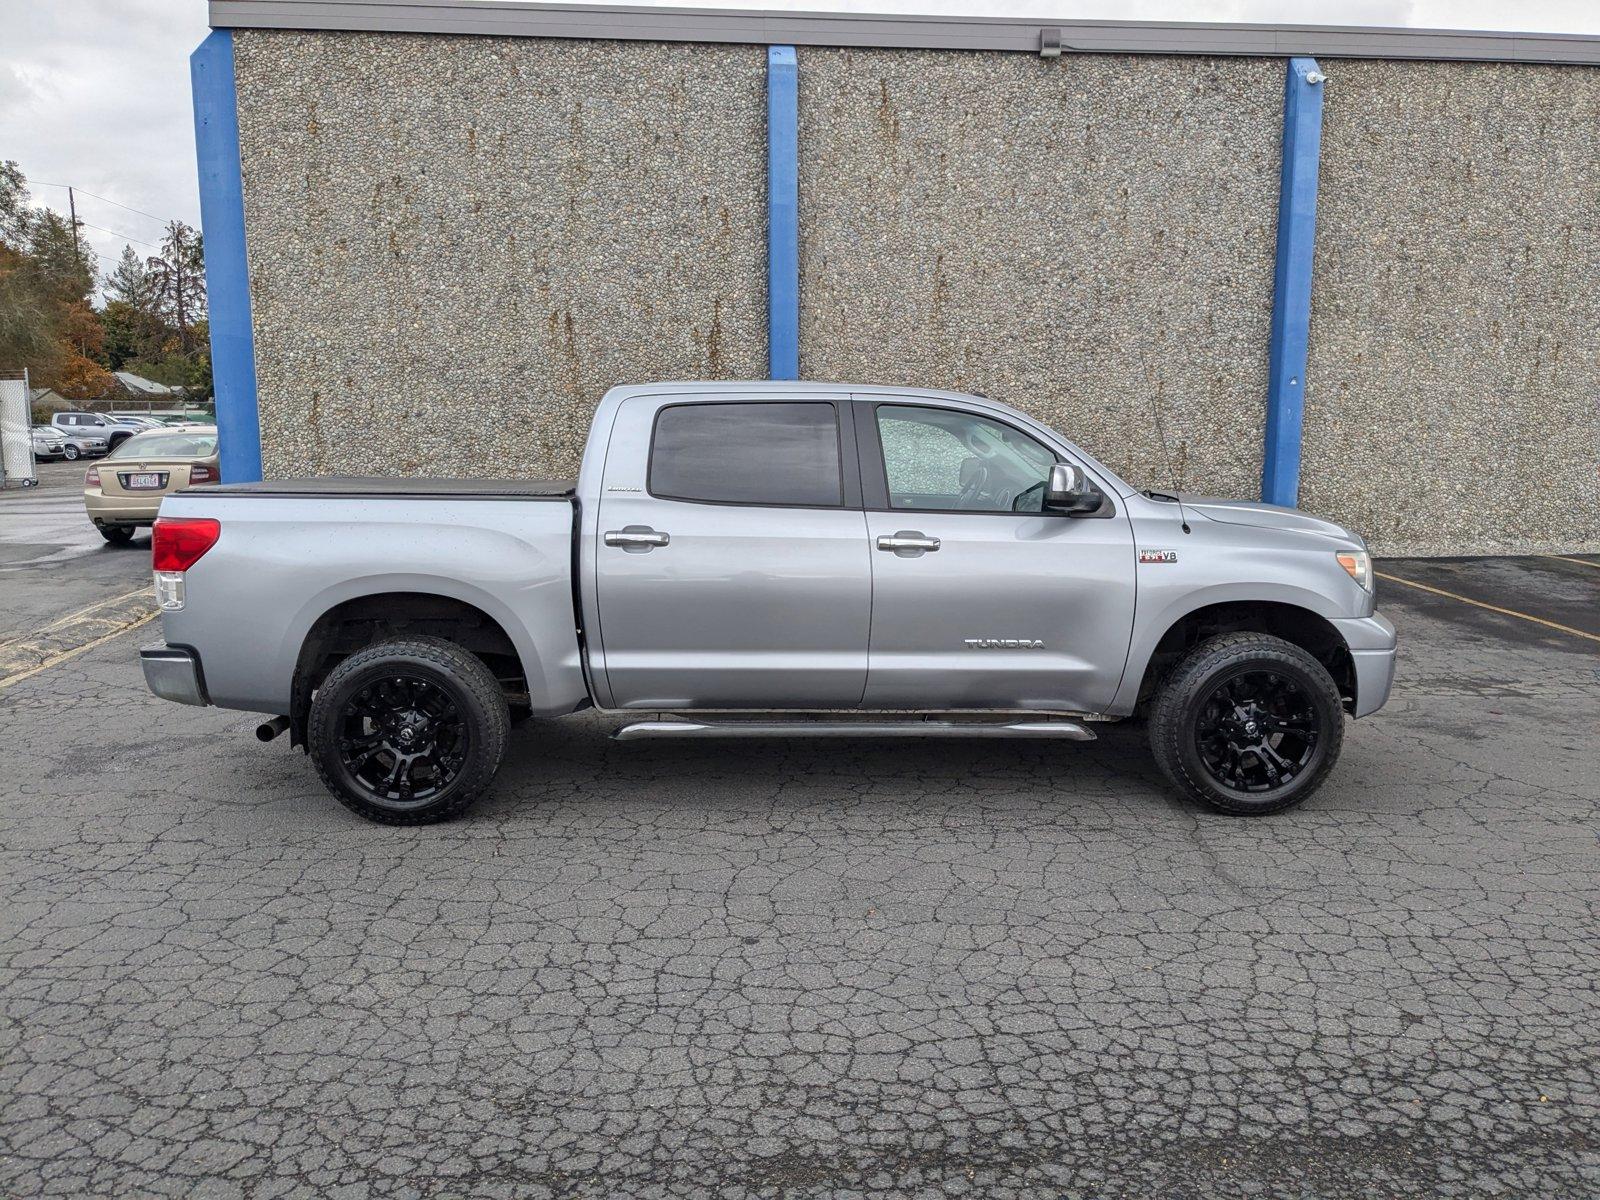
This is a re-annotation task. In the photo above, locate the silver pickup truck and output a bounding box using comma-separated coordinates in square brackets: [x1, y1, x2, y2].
[141, 382, 1395, 824]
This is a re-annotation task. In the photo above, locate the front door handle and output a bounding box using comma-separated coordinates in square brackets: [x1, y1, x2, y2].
[605, 526, 670, 552]
[877, 531, 940, 555]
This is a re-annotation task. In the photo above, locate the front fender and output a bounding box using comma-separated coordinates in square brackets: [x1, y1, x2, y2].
[1108, 578, 1355, 716]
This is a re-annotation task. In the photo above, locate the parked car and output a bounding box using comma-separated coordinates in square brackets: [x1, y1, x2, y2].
[109, 414, 167, 430]
[56, 428, 110, 461]
[53, 411, 138, 450]
[85, 426, 219, 544]
[30, 426, 68, 460]
[140, 383, 1396, 825]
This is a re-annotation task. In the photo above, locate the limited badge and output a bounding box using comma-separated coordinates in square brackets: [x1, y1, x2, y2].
[1139, 549, 1178, 564]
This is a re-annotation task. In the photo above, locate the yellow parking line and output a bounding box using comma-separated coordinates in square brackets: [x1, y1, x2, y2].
[1547, 555, 1600, 571]
[1376, 571, 1600, 646]
[0, 610, 158, 691]
[0, 586, 151, 648]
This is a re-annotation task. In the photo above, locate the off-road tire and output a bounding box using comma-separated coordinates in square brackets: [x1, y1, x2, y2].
[1149, 632, 1343, 816]
[308, 636, 509, 825]
[98, 524, 135, 545]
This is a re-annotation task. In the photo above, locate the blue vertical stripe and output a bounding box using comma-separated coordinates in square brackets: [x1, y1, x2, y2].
[191, 30, 262, 484]
[767, 45, 800, 381]
[1261, 57, 1325, 507]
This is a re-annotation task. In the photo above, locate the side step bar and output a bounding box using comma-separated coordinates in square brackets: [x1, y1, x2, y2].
[613, 719, 1096, 742]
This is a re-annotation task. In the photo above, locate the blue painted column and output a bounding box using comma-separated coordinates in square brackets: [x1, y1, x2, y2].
[191, 29, 262, 484]
[1261, 57, 1325, 507]
[767, 45, 800, 381]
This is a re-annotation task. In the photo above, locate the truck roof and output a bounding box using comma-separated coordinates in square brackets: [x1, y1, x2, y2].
[603, 381, 990, 404]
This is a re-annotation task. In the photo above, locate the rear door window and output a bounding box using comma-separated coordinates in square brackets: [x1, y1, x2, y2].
[649, 402, 842, 507]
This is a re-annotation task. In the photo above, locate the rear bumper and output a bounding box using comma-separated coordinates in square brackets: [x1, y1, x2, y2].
[86, 491, 163, 523]
[1332, 612, 1396, 718]
[140, 643, 209, 706]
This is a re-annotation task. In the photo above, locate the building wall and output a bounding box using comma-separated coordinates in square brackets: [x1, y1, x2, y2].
[1303, 60, 1600, 556]
[798, 49, 1284, 501]
[233, 31, 768, 478]
[233, 32, 1600, 554]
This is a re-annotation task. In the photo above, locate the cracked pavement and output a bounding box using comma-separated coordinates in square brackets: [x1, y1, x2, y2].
[2, 564, 1598, 1197]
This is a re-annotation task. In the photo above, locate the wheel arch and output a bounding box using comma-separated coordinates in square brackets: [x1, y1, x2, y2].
[1126, 599, 1359, 716]
[288, 589, 533, 746]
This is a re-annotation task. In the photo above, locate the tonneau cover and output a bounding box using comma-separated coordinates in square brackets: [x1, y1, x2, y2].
[193, 476, 575, 499]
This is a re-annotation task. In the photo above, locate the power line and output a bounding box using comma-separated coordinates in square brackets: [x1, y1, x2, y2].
[32, 182, 174, 228]
[76, 220, 160, 249]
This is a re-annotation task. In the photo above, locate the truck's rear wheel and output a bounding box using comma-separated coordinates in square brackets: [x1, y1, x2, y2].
[1149, 632, 1343, 816]
[307, 636, 508, 824]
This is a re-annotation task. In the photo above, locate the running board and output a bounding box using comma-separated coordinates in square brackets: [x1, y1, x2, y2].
[613, 718, 1096, 742]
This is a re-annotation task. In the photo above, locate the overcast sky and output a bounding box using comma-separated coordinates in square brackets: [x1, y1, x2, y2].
[2, 0, 1595, 284]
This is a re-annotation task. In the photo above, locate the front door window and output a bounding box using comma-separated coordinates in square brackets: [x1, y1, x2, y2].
[877, 405, 1056, 513]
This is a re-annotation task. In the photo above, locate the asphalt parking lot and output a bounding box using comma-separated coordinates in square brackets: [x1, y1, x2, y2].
[1, 476, 1597, 1197]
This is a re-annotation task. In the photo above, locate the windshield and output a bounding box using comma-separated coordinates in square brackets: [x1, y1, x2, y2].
[109, 431, 218, 460]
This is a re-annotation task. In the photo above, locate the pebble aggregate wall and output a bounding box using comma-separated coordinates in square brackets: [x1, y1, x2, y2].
[796, 49, 1285, 502]
[233, 33, 1599, 554]
[1302, 60, 1600, 556]
[233, 31, 768, 479]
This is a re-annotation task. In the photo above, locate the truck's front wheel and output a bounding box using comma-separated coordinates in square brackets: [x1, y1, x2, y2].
[308, 636, 509, 824]
[1149, 633, 1344, 815]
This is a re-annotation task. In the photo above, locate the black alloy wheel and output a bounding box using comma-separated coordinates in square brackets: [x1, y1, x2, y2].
[307, 636, 509, 824]
[1193, 669, 1320, 794]
[1149, 632, 1344, 815]
[337, 674, 469, 805]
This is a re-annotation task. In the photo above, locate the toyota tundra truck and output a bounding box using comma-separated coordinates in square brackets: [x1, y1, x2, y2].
[140, 382, 1396, 824]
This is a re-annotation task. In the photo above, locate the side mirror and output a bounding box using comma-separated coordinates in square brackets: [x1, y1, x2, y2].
[1043, 462, 1103, 515]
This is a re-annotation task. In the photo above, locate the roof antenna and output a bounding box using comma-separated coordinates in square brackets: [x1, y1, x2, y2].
[1148, 383, 1191, 534]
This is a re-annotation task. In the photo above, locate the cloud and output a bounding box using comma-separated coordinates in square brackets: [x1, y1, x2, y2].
[0, 0, 209, 281]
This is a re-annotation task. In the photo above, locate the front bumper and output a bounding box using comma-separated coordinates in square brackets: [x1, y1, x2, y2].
[140, 643, 209, 706]
[1331, 613, 1397, 718]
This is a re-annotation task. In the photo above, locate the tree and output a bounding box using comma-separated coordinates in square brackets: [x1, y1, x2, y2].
[28, 209, 95, 305]
[102, 246, 166, 369]
[0, 243, 61, 373]
[0, 160, 33, 249]
[106, 244, 156, 310]
[146, 221, 205, 353]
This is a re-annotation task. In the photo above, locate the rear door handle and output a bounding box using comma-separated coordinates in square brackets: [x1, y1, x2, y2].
[605, 526, 670, 552]
[877, 531, 940, 554]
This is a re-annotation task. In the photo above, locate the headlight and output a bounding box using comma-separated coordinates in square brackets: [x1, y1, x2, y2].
[1336, 550, 1372, 592]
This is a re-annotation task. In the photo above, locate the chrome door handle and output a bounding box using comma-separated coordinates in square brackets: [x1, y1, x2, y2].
[605, 527, 670, 551]
[877, 532, 940, 553]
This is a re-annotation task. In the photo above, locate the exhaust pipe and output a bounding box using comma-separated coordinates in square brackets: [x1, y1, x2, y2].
[255, 715, 290, 743]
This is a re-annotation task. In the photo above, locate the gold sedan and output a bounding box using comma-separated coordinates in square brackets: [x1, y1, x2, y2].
[85, 426, 220, 545]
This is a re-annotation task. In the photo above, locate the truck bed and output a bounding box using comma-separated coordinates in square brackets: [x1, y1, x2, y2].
[159, 484, 585, 715]
[195, 477, 575, 499]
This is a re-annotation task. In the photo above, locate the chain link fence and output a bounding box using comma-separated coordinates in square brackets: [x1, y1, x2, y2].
[0, 373, 39, 489]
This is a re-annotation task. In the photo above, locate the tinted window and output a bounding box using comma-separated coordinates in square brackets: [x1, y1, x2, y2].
[109, 431, 218, 459]
[650, 403, 842, 507]
[877, 405, 1056, 513]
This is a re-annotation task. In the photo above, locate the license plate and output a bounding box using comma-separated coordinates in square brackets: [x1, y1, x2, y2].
[124, 472, 166, 490]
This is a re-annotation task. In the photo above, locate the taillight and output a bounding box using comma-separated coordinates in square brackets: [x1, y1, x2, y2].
[85, 467, 100, 487]
[189, 464, 217, 485]
[152, 517, 221, 572]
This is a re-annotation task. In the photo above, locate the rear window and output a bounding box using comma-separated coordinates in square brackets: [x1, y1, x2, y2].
[649, 402, 842, 507]
[110, 431, 217, 459]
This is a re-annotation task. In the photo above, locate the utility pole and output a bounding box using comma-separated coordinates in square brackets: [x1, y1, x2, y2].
[171, 224, 189, 353]
[67, 187, 80, 261]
